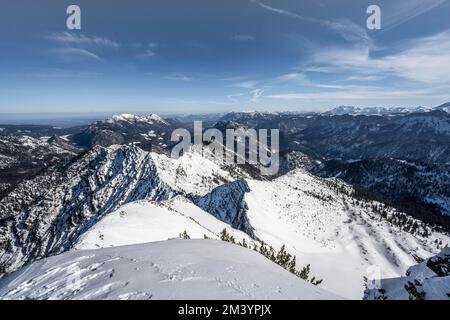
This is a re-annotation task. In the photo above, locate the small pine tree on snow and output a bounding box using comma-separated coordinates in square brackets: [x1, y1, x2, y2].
[288, 256, 297, 274]
[220, 228, 230, 242]
[310, 277, 323, 286]
[179, 230, 190, 239]
[269, 247, 276, 262]
[239, 238, 248, 248]
[276, 245, 292, 268]
[298, 264, 311, 281]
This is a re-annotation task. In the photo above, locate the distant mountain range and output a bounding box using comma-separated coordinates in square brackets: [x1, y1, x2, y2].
[322, 105, 440, 116]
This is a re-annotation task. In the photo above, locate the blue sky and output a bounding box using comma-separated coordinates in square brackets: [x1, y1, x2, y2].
[1, 0, 450, 114]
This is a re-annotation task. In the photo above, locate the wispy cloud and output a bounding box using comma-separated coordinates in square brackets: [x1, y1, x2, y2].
[383, 0, 447, 30]
[250, 89, 264, 102]
[43, 32, 119, 62]
[308, 29, 450, 84]
[231, 34, 255, 41]
[164, 72, 194, 81]
[265, 87, 437, 101]
[275, 72, 368, 89]
[219, 75, 249, 81]
[251, 0, 369, 43]
[275, 72, 344, 89]
[136, 42, 159, 58]
[228, 80, 266, 103]
[49, 48, 102, 61]
[229, 81, 258, 89]
[344, 75, 385, 82]
[43, 32, 120, 48]
[227, 93, 245, 103]
[137, 50, 156, 58]
[24, 69, 103, 78]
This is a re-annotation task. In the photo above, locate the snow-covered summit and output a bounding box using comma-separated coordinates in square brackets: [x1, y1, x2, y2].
[106, 113, 169, 125]
[0, 240, 339, 300]
[435, 102, 450, 113]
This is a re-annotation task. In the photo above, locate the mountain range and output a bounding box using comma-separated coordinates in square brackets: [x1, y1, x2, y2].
[0, 104, 449, 300]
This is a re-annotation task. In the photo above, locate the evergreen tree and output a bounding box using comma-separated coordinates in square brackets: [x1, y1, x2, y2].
[288, 256, 297, 274]
[298, 264, 311, 281]
[179, 230, 190, 239]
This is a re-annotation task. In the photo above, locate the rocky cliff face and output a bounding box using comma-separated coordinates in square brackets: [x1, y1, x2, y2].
[192, 180, 254, 236]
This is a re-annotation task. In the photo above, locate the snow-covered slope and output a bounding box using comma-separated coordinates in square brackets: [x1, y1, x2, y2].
[0, 240, 339, 300]
[74, 147, 450, 299]
[150, 145, 243, 196]
[76, 196, 253, 250]
[240, 170, 449, 299]
[1, 143, 448, 299]
[162, 166, 447, 299]
[364, 248, 450, 300]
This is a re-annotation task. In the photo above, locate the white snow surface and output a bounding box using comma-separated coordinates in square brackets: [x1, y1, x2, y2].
[365, 248, 450, 300]
[242, 170, 449, 299]
[0, 240, 339, 300]
[76, 196, 253, 250]
[77, 148, 449, 299]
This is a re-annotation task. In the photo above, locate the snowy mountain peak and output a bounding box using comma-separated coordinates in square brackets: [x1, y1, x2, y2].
[324, 105, 433, 116]
[107, 113, 168, 125]
[435, 102, 450, 113]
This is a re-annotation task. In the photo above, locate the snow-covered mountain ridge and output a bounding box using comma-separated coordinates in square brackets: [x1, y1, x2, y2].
[0, 143, 247, 274]
[0, 144, 173, 274]
[323, 104, 449, 116]
[107, 113, 169, 126]
[75, 196, 254, 250]
[0, 143, 449, 299]
[0, 240, 339, 300]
